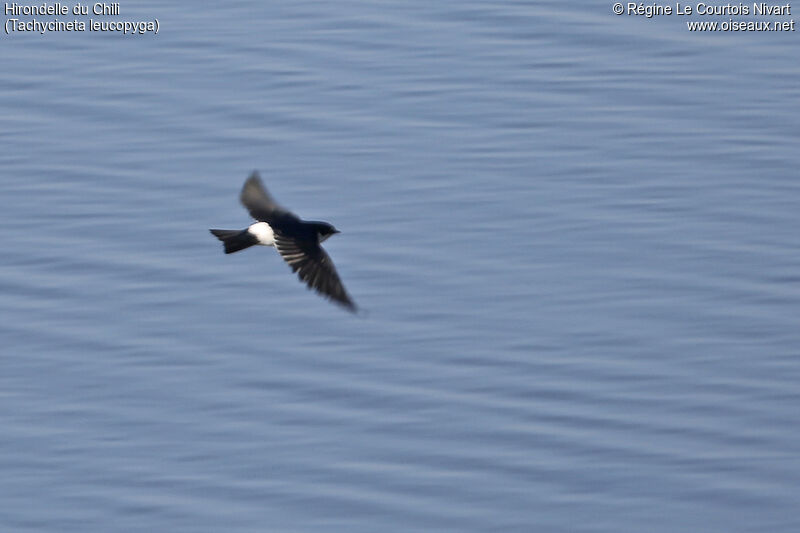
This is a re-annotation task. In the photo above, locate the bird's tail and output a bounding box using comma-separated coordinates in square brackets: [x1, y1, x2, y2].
[209, 229, 258, 254]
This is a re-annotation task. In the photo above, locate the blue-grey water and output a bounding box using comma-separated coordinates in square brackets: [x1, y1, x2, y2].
[2, 2, 799, 532]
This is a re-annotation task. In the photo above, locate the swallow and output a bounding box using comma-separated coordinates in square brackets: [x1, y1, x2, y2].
[210, 172, 357, 312]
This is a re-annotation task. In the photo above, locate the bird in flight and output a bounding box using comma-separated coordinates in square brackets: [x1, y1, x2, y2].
[210, 172, 357, 312]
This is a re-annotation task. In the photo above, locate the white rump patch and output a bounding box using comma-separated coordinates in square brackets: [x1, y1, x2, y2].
[247, 222, 275, 246]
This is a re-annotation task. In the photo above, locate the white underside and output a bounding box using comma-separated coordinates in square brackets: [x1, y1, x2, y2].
[247, 222, 275, 246]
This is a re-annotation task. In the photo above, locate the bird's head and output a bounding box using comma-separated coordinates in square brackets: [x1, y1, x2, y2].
[314, 222, 340, 242]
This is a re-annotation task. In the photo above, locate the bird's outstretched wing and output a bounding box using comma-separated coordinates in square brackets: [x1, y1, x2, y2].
[274, 232, 357, 312]
[240, 171, 293, 222]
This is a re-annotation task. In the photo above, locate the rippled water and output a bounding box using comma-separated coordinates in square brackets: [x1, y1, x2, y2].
[2, 2, 799, 532]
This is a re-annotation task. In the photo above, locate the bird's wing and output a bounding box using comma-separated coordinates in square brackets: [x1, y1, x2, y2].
[274, 232, 357, 312]
[240, 171, 293, 222]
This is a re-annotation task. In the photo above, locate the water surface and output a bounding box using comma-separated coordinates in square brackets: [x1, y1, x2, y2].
[1, 2, 799, 532]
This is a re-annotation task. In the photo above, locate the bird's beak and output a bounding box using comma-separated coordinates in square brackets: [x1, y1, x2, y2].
[334, 229, 341, 234]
